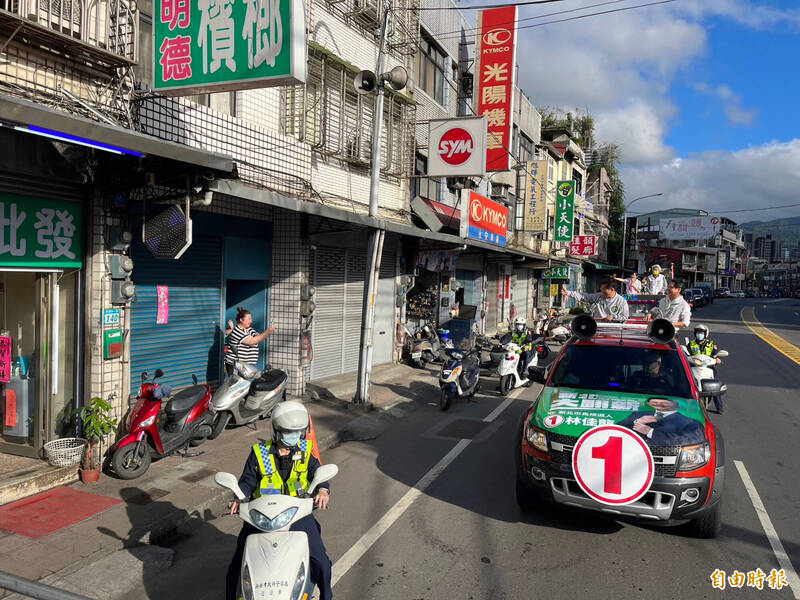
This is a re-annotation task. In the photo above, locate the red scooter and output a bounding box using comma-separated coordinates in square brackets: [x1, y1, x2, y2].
[111, 369, 213, 479]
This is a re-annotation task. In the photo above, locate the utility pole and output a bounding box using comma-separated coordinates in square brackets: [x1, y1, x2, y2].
[354, 1, 390, 405]
[621, 193, 662, 271]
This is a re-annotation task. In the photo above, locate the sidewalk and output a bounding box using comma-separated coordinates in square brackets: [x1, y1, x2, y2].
[0, 362, 440, 599]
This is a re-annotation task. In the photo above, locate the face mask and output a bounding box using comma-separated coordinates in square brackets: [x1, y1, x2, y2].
[695, 333, 705, 341]
[280, 431, 302, 447]
[652, 270, 660, 276]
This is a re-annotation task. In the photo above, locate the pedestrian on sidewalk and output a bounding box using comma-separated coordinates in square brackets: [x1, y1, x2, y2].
[225, 401, 333, 600]
[224, 307, 274, 376]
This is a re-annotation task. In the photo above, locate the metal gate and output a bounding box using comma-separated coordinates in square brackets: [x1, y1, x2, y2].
[513, 269, 529, 321]
[130, 235, 223, 392]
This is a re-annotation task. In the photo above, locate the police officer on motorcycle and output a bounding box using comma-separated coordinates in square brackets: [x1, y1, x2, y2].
[687, 324, 724, 413]
[502, 317, 535, 373]
[225, 401, 333, 600]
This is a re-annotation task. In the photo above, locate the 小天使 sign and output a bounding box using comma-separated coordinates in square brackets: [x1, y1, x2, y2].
[542, 266, 569, 280]
[0, 194, 83, 268]
[460, 190, 508, 246]
[554, 180, 575, 242]
[153, 0, 307, 95]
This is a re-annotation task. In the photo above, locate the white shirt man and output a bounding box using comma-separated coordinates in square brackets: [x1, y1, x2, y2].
[645, 265, 668, 295]
[562, 280, 630, 322]
[648, 280, 691, 328]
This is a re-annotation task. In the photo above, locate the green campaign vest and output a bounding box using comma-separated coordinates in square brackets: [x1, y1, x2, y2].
[511, 331, 531, 352]
[252, 439, 313, 498]
[689, 339, 715, 356]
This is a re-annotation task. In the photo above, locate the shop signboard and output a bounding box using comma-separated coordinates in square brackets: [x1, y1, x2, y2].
[542, 266, 569, 280]
[659, 216, 720, 240]
[0, 194, 83, 268]
[569, 235, 597, 256]
[460, 190, 508, 246]
[554, 180, 575, 242]
[475, 5, 518, 171]
[427, 117, 487, 177]
[153, 0, 307, 95]
[0, 336, 10, 383]
[525, 159, 548, 232]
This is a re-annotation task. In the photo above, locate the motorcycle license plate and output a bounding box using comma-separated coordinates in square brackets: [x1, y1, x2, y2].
[411, 352, 422, 359]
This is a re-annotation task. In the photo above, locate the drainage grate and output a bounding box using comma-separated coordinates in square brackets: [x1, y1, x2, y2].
[180, 468, 215, 483]
[437, 419, 487, 440]
[125, 488, 170, 505]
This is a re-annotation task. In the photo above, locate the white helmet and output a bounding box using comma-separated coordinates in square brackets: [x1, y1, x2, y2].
[514, 316, 526, 333]
[271, 401, 309, 448]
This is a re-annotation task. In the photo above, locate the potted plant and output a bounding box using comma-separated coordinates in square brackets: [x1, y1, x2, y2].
[72, 397, 118, 483]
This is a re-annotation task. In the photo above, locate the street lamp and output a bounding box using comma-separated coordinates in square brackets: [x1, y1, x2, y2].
[621, 193, 663, 271]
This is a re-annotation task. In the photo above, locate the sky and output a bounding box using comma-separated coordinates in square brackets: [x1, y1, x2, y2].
[510, 0, 800, 223]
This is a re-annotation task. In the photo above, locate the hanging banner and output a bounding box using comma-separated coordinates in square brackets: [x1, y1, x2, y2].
[153, 0, 307, 95]
[460, 190, 508, 246]
[569, 235, 597, 256]
[554, 180, 575, 242]
[475, 5, 518, 171]
[659, 216, 721, 240]
[525, 159, 548, 231]
[0, 336, 11, 384]
[0, 194, 83, 268]
[156, 286, 170, 324]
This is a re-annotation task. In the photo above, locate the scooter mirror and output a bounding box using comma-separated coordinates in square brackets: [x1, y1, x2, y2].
[154, 369, 164, 379]
[308, 464, 339, 493]
[715, 350, 729, 358]
[214, 472, 246, 500]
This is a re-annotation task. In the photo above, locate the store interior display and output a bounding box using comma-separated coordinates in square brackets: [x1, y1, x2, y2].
[406, 286, 437, 322]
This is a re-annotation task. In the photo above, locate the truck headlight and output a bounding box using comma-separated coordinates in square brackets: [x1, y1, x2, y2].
[525, 425, 548, 453]
[677, 442, 711, 471]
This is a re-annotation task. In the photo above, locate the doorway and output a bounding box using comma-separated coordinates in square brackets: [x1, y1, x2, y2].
[225, 280, 269, 371]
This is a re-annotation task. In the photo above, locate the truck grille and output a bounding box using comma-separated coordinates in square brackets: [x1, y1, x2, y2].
[548, 433, 682, 477]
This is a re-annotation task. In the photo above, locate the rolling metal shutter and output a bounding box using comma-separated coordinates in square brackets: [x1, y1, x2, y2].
[342, 250, 366, 375]
[514, 269, 529, 321]
[486, 264, 499, 332]
[373, 251, 396, 365]
[130, 235, 223, 393]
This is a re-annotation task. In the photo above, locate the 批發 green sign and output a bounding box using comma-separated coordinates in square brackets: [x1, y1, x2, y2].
[154, 0, 307, 95]
[0, 194, 83, 268]
[542, 266, 569, 280]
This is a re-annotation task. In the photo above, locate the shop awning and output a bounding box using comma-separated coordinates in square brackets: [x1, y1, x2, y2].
[208, 179, 550, 261]
[585, 260, 619, 271]
[0, 94, 234, 173]
[410, 195, 461, 232]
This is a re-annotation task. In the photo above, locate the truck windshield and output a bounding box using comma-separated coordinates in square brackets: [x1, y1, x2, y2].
[549, 344, 694, 398]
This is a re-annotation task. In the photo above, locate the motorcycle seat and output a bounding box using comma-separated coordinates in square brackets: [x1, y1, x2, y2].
[252, 369, 288, 392]
[462, 355, 479, 372]
[165, 385, 206, 414]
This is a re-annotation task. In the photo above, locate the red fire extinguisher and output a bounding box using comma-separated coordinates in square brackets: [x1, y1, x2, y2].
[300, 332, 313, 365]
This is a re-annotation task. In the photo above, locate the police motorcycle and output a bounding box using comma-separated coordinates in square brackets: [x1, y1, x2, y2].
[215, 463, 338, 600]
[683, 329, 729, 411]
[439, 338, 488, 411]
[208, 348, 289, 440]
[497, 317, 546, 396]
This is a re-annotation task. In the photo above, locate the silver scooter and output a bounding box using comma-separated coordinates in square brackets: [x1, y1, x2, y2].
[208, 360, 288, 439]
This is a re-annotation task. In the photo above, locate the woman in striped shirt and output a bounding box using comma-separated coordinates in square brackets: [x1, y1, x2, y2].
[225, 307, 274, 376]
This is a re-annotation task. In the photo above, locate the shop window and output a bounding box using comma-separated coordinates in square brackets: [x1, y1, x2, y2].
[416, 30, 446, 105]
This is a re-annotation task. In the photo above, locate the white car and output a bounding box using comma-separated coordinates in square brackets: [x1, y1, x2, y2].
[730, 290, 745, 298]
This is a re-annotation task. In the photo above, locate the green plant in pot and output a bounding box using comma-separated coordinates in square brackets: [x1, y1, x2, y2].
[72, 397, 118, 483]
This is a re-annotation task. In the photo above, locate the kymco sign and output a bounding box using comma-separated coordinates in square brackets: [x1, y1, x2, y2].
[428, 117, 487, 177]
[460, 190, 507, 246]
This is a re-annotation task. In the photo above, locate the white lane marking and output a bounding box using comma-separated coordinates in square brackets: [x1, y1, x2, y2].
[735, 460, 800, 599]
[332, 393, 518, 588]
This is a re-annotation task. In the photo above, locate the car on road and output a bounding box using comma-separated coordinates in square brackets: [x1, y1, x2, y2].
[729, 290, 745, 298]
[714, 287, 730, 298]
[695, 286, 714, 305]
[516, 316, 725, 538]
[684, 288, 708, 308]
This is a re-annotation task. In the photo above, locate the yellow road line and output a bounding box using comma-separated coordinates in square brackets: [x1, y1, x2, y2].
[741, 307, 800, 366]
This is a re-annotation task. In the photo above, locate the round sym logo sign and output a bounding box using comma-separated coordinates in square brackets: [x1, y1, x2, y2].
[438, 127, 474, 166]
[482, 28, 512, 46]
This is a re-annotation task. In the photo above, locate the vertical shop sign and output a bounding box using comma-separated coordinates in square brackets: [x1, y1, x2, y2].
[157, 286, 170, 324]
[153, 0, 307, 95]
[554, 180, 576, 242]
[475, 5, 517, 171]
[0, 336, 10, 383]
[0, 194, 83, 268]
[525, 159, 548, 231]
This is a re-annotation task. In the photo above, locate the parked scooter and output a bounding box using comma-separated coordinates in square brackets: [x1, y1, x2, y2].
[439, 341, 485, 411]
[544, 308, 571, 345]
[111, 369, 213, 479]
[215, 464, 339, 600]
[404, 325, 441, 368]
[684, 342, 729, 410]
[209, 361, 289, 440]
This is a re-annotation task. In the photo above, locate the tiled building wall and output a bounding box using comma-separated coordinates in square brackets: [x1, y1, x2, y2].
[269, 209, 309, 396]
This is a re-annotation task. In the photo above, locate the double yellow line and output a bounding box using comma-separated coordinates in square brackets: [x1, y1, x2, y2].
[741, 307, 800, 366]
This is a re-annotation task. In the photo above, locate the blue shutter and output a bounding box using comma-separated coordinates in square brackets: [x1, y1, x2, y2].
[130, 235, 223, 393]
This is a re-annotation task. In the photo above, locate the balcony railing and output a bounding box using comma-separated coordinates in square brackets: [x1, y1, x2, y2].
[0, 0, 137, 64]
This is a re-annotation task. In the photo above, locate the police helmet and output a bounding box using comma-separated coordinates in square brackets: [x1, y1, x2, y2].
[514, 316, 526, 333]
[271, 401, 309, 446]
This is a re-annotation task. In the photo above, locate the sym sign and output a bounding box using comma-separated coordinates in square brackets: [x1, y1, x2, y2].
[475, 5, 518, 171]
[428, 117, 487, 177]
[460, 190, 508, 246]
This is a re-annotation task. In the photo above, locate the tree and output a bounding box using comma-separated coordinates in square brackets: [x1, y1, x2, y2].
[589, 144, 625, 265]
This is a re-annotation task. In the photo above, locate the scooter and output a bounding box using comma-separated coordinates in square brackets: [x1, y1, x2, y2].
[209, 361, 288, 440]
[111, 369, 213, 479]
[439, 342, 484, 411]
[545, 309, 571, 345]
[215, 464, 339, 600]
[405, 325, 441, 368]
[684, 344, 729, 410]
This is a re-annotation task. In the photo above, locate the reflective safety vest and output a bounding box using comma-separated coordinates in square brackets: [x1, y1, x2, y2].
[511, 331, 532, 352]
[252, 440, 313, 498]
[689, 339, 715, 356]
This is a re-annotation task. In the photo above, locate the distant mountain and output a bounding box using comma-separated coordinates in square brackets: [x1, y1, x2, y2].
[738, 217, 800, 247]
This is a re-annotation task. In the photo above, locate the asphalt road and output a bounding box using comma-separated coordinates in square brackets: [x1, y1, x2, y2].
[120, 299, 799, 599]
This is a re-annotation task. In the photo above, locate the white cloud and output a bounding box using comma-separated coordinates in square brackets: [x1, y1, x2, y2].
[694, 83, 757, 126]
[621, 139, 800, 222]
[595, 101, 675, 164]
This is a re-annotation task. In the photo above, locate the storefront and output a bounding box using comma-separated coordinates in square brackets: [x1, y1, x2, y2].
[0, 194, 83, 458]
